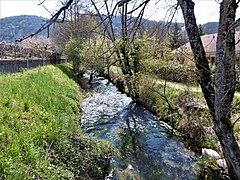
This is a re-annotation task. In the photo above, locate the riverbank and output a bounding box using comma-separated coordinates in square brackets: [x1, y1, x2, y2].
[107, 68, 240, 178]
[108, 72, 212, 151]
[0, 64, 113, 179]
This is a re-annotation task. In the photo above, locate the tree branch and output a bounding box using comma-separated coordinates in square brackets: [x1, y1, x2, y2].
[231, 117, 240, 129]
[118, 0, 132, 7]
[127, 0, 150, 14]
[146, 81, 175, 112]
[38, 0, 45, 6]
[16, 0, 74, 42]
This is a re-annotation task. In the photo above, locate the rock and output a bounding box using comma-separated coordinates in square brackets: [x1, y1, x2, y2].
[216, 159, 227, 169]
[127, 164, 134, 170]
[202, 148, 221, 159]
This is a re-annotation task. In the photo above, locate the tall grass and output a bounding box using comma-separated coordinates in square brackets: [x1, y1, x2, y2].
[0, 64, 112, 179]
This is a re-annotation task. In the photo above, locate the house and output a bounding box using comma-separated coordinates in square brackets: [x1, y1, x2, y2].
[175, 31, 240, 64]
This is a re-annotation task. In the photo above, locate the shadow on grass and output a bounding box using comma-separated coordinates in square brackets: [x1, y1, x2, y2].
[55, 64, 78, 82]
[55, 63, 92, 90]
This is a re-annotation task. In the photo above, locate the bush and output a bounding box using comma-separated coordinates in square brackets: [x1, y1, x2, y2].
[145, 59, 199, 84]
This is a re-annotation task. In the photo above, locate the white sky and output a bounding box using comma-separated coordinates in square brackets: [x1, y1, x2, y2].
[0, 0, 59, 19]
[0, 0, 238, 24]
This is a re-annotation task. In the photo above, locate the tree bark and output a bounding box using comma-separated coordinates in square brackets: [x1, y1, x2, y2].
[178, 0, 215, 116]
[178, 0, 240, 179]
[214, 1, 240, 179]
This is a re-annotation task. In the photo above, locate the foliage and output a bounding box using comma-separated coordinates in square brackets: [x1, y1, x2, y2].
[0, 36, 57, 60]
[18, 36, 56, 59]
[115, 36, 165, 75]
[202, 136, 218, 150]
[145, 59, 199, 84]
[131, 37, 152, 72]
[149, 38, 174, 60]
[83, 36, 113, 73]
[201, 22, 219, 35]
[49, 136, 113, 179]
[59, 10, 111, 76]
[168, 22, 184, 50]
[196, 157, 228, 180]
[201, 22, 240, 35]
[64, 35, 112, 77]
[64, 38, 86, 75]
[51, 14, 97, 50]
[0, 64, 113, 179]
[198, 24, 205, 36]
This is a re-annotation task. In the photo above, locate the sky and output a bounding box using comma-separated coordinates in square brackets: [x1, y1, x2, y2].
[0, 0, 59, 19]
[0, 0, 238, 24]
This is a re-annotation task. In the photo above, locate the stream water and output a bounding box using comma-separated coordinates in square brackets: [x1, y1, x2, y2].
[80, 76, 197, 179]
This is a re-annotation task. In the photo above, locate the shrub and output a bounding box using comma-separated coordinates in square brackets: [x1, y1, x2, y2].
[145, 59, 199, 84]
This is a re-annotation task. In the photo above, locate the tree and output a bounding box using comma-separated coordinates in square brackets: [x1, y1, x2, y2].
[178, 0, 240, 179]
[168, 22, 183, 50]
[89, 0, 151, 101]
[198, 24, 205, 36]
[51, 0, 111, 80]
[19, 36, 56, 59]
[51, 0, 97, 49]
[91, 0, 151, 68]
[64, 38, 85, 76]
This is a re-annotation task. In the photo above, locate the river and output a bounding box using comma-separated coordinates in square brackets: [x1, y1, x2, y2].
[80, 76, 197, 179]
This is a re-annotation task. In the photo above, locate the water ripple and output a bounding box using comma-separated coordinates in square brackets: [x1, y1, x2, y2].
[81, 76, 197, 179]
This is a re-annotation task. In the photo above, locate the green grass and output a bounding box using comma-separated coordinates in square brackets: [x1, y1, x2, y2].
[137, 75, 240, 151]
[0, 64, 113, 179]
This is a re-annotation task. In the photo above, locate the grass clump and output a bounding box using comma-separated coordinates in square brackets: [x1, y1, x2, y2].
[0, 64, 113, 179]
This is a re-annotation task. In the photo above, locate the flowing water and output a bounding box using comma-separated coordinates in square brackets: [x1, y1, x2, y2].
[80, 76, 197, 179]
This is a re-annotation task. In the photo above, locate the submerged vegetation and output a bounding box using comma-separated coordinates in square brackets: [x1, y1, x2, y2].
[0, 64, 113, 179]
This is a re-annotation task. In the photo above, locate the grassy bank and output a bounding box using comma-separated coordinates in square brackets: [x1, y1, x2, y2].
[0, 64, 113, 179]
[108, 67, 240, 153]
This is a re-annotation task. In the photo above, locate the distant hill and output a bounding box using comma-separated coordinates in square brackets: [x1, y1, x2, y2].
[0, 15, 227, 44]
[202, 22, 219, 34]
[202, 22, 240, 35]
[0, 15, 48, 42]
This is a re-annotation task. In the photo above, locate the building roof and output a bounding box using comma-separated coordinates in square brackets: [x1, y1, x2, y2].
[176, 31, 240, 55]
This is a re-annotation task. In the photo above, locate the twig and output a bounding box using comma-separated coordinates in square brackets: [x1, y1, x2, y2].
[145, 81, 178, 136]
[16, 0, 74, 42]
[232, 117, 240, 129]
[38, 0, 45, 6]
[145, 81, 175, 112]
[127, 0, 150, 14]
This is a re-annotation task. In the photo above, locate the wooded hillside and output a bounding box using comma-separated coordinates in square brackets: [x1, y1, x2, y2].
[0, 15, 48, 42]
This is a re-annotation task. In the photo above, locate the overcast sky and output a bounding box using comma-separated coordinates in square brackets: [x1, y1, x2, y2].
[0, 0, 238, 24]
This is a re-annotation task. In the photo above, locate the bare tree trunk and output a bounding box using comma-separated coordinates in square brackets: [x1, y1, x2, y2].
[178, 0, 215, 115]
[178, 0, 240, 179]
[214, 1, 240, 179]
[120, 1, 133, 76]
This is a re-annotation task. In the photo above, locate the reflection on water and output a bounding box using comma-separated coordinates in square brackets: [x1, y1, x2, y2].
[81, 76, 197, 179]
